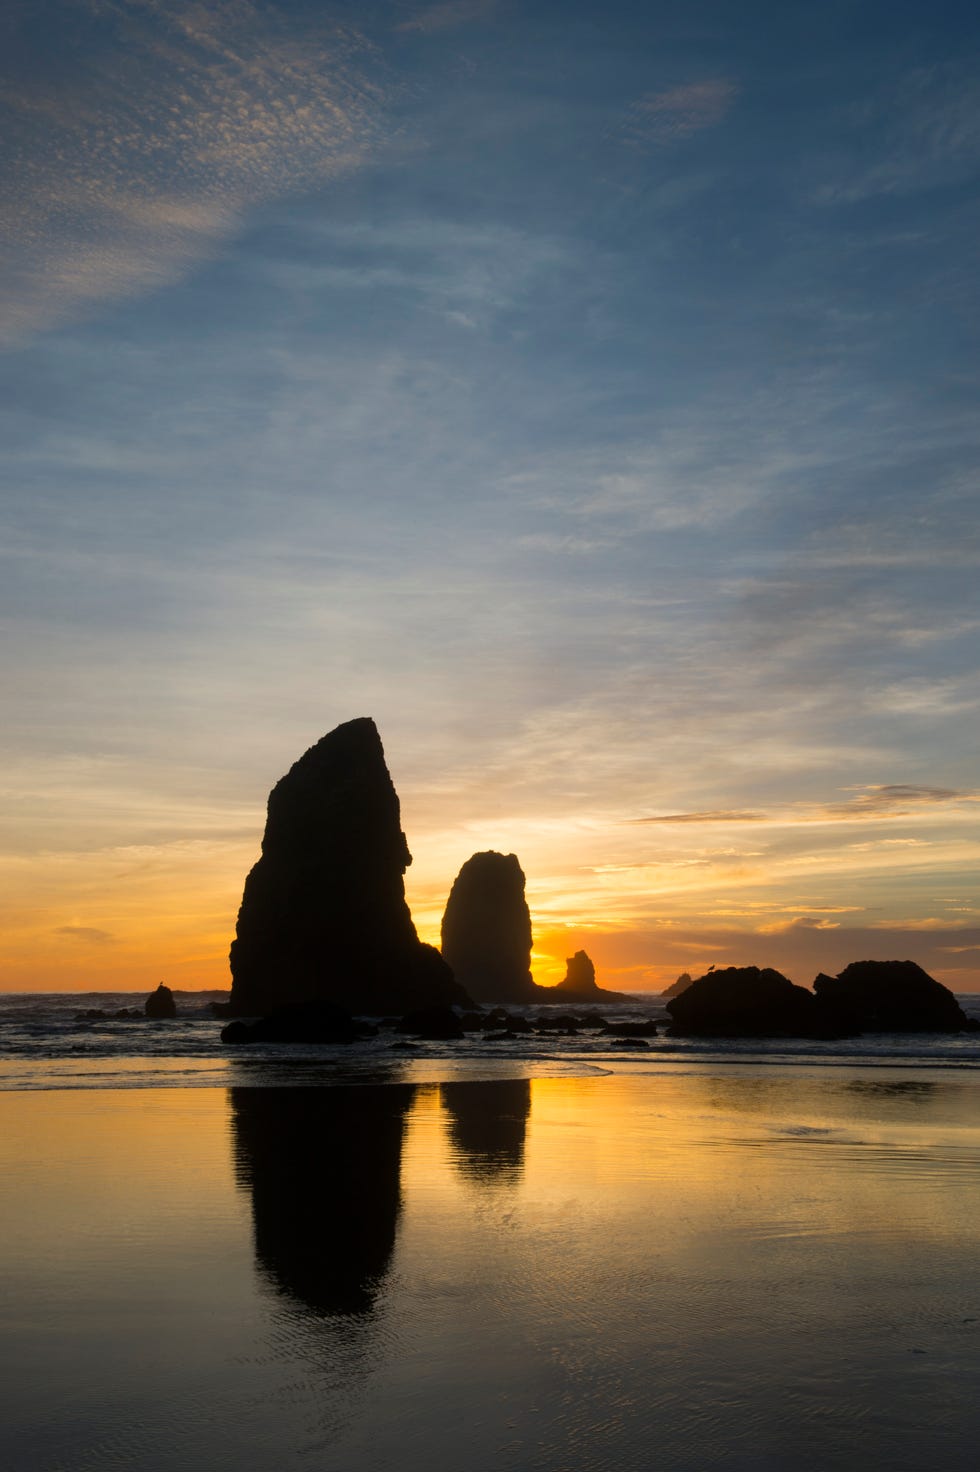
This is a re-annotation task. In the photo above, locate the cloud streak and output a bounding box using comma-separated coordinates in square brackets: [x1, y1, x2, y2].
[1, 0, 384, 341]
[623, 80, 737, 147]
[54, 925, 115, 945]
[636, 786, 978, 827]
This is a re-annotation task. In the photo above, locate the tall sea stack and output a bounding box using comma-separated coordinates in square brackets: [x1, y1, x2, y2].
[229, 718, 468, 1017]
[441, 851, 536, 1005]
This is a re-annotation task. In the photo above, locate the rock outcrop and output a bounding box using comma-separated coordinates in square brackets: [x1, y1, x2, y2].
[666, 959, 975, 1039]
[229, 718, 470, 1018]
[812, 960, 975, 1033]
[221, 1001, 376, 1045]
[662, 971, 693, 1000]
[551, 949, 634, 1005]
[441, 851, 537, 1004]
[145, 984, 177, 1019]
[666, 965, 821, 1038]
[396, 1006, 465, 1040]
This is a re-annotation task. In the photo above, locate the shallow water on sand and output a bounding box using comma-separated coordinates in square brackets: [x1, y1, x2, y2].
[3, 1065, 980, 1470]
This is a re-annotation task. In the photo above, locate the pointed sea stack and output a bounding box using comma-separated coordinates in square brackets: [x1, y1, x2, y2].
[662, 971, 693, 1000]
[228, 718, 469, 1017]
[551, 949, 634, 1005]
[558, 950, 597, 993]
[441, 851, 536, 1005]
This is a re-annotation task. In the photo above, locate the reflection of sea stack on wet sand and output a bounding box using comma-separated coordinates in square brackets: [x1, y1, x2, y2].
[228, 718, 468, 1018]
[230, 1083, 416, 1316]
[441, 1079, 532, 1181]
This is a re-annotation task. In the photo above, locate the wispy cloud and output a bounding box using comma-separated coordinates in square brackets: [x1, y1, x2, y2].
[623, 80, 737, 147]
[814, 66, 980, 204]
[396, 0, 497, 34]
[54, 924, 115, 945]
[635, 786, 977, 828]
[1, 1, 383, 341]
[827, 784, 975, 817]
[634, 810, 765, 825]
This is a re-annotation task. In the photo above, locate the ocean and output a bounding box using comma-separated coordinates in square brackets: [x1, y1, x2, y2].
[3, 990, 980, 1089]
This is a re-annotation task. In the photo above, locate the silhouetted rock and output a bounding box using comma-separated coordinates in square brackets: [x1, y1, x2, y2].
[812, 960, 975, 1033]
[612, 1037, 650, 1049]
[559, 950, 596, 991]
[441, 851, 536, 1004]
[145, 984, 176, 1019]
[662, 971, 693, 999]
[535, 1011, 592, 1031]
[231, 1083, 415, 1316]
[496, 1013, 535, 1033]
[229, 718, 470, 1018]
[546, 948, 635, 1005]
[396, 1006, 464, 1040]
[600, 1019, 659, 1038]
[666, 966, 821, 1038]
[221, 1001, 375, 1045]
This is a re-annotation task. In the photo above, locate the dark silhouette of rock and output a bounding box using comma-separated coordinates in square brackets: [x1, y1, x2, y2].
[535, 1011, 597, 1031]
[812, 960, 975, 1033]
[395, 1006, 464, 1040]
[600, 1019, 659, 1038]
[441, 1080, 532, 1181]
[662, 971, 693, 999]
[441, 851, 536, 1004]
[230, 1082, 415, 1316]
[558, 950, 596, 991]
[221, 1001, 376, 1045]
[441, 857, 635, 1007]
[229, 718, 470, 1019]
[666, 965, 822, 1038]
[549, 949, 635, 1005]
[612, 1037, 650, 1049]
[145, 984, 177, 1019]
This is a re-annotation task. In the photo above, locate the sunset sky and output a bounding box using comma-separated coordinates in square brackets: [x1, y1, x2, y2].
[2, 0, 978, 994]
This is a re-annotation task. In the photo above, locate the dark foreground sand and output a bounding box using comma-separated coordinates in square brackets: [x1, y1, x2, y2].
[3, 1063, 980, 1471]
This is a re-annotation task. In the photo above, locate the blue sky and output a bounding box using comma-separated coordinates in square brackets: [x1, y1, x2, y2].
[2, 0, 978, 991]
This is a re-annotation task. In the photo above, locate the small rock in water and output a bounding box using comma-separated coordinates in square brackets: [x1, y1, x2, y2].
[396, 1006, 464, 1040]
[145, 984, 177, 1019]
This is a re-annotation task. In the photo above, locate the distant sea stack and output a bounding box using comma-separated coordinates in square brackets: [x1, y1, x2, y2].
[441, 852, 536, 1005]
[552, 949, 634, 1005]
[228, 718, 469, 1017]
[662, 971, 693, 1000]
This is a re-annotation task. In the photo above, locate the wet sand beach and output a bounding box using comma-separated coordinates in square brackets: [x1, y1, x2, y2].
[3, 1063, 980, 1470]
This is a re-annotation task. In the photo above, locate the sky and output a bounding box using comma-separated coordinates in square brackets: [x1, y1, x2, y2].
[2, 0, 979, 994]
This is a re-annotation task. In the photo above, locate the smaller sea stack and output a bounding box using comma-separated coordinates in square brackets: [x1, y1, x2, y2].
[441, 851, 535, 1005]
